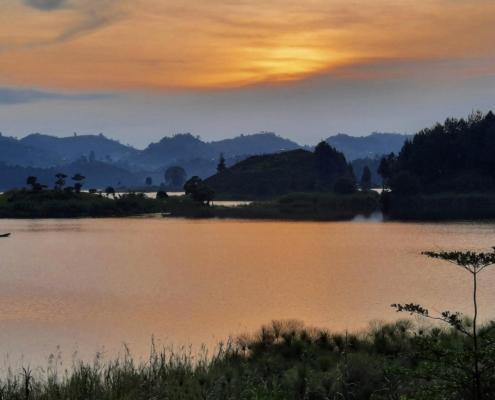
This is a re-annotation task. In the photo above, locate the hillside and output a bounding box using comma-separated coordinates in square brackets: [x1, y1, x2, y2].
[388, 110, 495, 193]
[21, 133, 138, 163]
[326, 132, 413, 160]
[0, 135, 61, 167]
[0, 160, 141, 191]
[126, 132, 303, 170]
[204, 145, 351, 197]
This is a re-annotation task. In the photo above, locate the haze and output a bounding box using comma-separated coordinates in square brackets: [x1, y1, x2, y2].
[1, 0, 494, 148]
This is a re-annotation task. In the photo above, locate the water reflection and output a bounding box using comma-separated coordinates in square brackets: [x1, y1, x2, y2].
[351, 211, 384, 223]
[1, 218, 495, 368]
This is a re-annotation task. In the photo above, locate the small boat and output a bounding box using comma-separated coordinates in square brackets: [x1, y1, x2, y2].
[0, 233, 11, 238]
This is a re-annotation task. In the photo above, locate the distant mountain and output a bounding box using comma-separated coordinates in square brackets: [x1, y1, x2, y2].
[20, 133, 138, 163]
[204, 146, 351, 197]
[0, 135, 61, 167]
[0, 160, 141, 191]
[126, 132, 303, 170]
[326, 132, 414, 161]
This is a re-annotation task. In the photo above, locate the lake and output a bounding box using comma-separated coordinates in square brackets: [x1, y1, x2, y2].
[1, 217, 494, 368]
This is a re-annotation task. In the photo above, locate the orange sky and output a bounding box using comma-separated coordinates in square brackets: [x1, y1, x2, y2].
[2, 0, 495, 92]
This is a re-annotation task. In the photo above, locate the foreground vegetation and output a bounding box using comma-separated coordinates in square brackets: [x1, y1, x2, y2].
[1, 249, 494, 400]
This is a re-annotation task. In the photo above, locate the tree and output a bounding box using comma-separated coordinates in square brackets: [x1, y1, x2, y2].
[389, 170, 420, 196]
[165, 166, 187, 187]
[332, 177, 355, 195]
[377, 157, 390, 189]
[71, 173, 86, 194]
[145, 177, 153, 186]
[26, 176, 47, 192]
[360, 166, 372, 190]
[184, 176, 216, 205]
[184, 176, 203, 196]
[55, 173, 67, 190]
[156, 190, 168, 200]
[105, 186, 116, 198]
[216, 153, 227, 172]
[392, 248, 495, 399]
[89, 150, 95, 162]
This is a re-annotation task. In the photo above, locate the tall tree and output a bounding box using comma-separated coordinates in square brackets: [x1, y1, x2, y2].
[145, 177, 153, 186]
[360, 166, 372, 190]
[71, 173, 85, 194]
[216, 153, 227, 172]
[377, 157, 390, 189]
[55, 173, 67, 190]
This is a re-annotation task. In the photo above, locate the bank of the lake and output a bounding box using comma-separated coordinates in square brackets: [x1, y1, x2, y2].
[0, 189, 381, 221]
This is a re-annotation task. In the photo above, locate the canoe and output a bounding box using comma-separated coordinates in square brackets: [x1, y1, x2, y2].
[0, 233, 11, 238]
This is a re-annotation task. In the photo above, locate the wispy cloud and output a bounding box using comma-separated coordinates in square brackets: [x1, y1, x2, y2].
[23, 0, 67, 11]
[0, 0, 495, 92]
[0, 87, 115, 105]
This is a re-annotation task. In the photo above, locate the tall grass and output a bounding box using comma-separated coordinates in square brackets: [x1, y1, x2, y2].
[1, 318, 492, 399]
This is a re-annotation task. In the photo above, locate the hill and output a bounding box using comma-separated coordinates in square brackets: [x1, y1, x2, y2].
[20, 133, 137, 163]
[126, 132, 303, 170]
[0, 160, 141, 191]
[326, 132, 413, 160]
[203, 144, 352, 197]
[387, 110, 495, 194]
[0, 135, 61, 167]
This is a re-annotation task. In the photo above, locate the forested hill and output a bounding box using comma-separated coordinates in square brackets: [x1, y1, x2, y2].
[0, 160, 140, 191]
[204, 144, 351, 197]
[21, 133, 137, 163]
[125, 132, 302, 169]
[0, 135, 61, 167]
[326, 132, 413, 160]
[386, 110, 495, 194]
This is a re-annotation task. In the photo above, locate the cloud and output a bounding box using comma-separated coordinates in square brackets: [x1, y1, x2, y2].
[23, 0, 67, 11]
[0, 87, 115, 105]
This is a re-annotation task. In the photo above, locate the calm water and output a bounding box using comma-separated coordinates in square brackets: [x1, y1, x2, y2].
[0, 218, 495, 367]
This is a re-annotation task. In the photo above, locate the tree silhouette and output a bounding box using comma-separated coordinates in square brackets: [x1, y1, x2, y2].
[105, 186, 116, 198]
[71, 173, 86, 194]
[89, 150, 95, 162]
[393, 248, 495, 399]
[145, 177, 153, 186]
[165, 166, 187, 186]
[55, 173, 67, 190]
[216, 153, 227, 172]
[377, 157, 390, 189]
[360, 166, 372, 190]
[184, 176, 215, 205]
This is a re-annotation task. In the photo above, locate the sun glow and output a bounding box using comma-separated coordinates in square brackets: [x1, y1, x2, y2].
[1, 0, 495, 92]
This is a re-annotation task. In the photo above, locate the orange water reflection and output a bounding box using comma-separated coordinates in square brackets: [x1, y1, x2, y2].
[0, 218, 494, 367]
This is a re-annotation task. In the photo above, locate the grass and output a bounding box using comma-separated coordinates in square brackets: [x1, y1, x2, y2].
[164, 191, 381, 221]
[1, 318, 494, 399]
[0, 189, 165, 218]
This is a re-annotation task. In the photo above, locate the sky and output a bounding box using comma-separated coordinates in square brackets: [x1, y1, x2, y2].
[0, 0, 494, 148]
